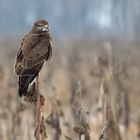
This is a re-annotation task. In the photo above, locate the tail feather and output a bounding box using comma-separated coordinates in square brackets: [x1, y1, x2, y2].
[18, 74, 38, 97]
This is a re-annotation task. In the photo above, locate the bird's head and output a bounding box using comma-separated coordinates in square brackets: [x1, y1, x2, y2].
[32, 19, 49, 34]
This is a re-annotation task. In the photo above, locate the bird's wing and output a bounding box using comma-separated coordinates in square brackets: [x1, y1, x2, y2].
[45, 42, 52, 60]
[14, 33, 47, 76]
[15, 32, 52, 77]
[14, 46, 24, 76]
[16, 46, 23, 61]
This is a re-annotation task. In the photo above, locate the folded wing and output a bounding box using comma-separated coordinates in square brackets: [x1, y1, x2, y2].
[14, 33, 52, 96]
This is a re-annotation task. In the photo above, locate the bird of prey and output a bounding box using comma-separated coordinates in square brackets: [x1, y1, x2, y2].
[14, 19, 52, 97]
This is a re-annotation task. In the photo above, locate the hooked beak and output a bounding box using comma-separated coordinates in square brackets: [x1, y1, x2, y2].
[42, 25, 49, 32]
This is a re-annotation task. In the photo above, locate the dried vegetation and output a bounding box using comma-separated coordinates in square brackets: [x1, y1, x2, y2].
[0, 37, 139, 140]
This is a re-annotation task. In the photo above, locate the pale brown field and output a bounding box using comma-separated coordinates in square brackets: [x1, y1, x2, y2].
[0, 36, 139, 140]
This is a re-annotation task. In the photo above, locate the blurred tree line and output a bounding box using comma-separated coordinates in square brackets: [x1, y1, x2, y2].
[0, 0, 140, 36]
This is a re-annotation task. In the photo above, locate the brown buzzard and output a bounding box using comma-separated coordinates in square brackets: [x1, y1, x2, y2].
[14, 19, 52, 97]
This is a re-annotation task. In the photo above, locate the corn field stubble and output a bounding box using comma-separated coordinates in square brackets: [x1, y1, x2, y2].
[0, 37, 140, 140]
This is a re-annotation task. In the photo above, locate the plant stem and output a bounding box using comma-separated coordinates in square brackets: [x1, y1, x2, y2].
[35, 74, 41, 140]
